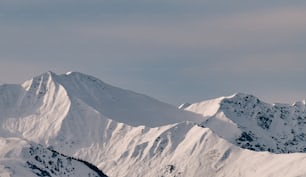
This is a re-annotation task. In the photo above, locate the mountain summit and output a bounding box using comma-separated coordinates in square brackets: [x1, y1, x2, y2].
[184, 93, 306, 153]
[18, 71, 202, 127]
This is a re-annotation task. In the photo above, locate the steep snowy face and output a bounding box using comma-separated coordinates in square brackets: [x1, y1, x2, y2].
[185, 93, 306, 153]
[0, 137, 108, 177]
[0, 71, 202, 143]
[184, 96, 226, 117]
[0, 72, 71, 141]
[54, 71, 202, 127]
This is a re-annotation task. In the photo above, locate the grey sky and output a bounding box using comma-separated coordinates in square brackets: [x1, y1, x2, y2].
[1, 0, 306, 105]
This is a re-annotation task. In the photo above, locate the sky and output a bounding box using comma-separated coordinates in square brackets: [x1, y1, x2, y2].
[1, 0, 306, 105]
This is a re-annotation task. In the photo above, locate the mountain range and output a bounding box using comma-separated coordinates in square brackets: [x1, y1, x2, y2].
[1, 71, 306, 177]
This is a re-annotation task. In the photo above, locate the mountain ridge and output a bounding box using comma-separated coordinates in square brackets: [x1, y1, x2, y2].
[0, 137, 108, 177]
[1, 71, 306, 177]
[184, 93, 306, 153]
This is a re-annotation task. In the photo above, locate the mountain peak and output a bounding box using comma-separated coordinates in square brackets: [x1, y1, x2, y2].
[224, 92, 261, 104]
[22, 71, 59, 91]
[182, 93, 260, 118]
[231, 92, 253, 97]
[21, 71, 104, 91]
[19, 71, 203, 127]
[38, 70, 58, 79]
[184, 92, 306, 154]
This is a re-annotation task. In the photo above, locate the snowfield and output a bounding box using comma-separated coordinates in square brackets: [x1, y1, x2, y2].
[1, 71, 306, 177]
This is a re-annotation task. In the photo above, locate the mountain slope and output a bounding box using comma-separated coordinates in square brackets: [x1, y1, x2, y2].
[0, 71, 202, 142]
[20, 71, 202, 127]
[184, 93, 306, 153]
[0, 137, 108, 177]
[34, 115, 306, 177]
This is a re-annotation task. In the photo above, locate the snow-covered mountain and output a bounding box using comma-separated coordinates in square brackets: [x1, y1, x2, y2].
[0, 71, 201, 128]
[184, 93, 306, 153]
[1, 71, 306, 177]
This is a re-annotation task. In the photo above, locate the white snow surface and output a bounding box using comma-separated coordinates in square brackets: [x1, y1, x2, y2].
[185, 93, 306, 153]
[0, 137, 107, 177]
[1, 71, 306, 177]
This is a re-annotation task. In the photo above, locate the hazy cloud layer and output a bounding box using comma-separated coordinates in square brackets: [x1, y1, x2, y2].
[1, 1, 306, 104]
